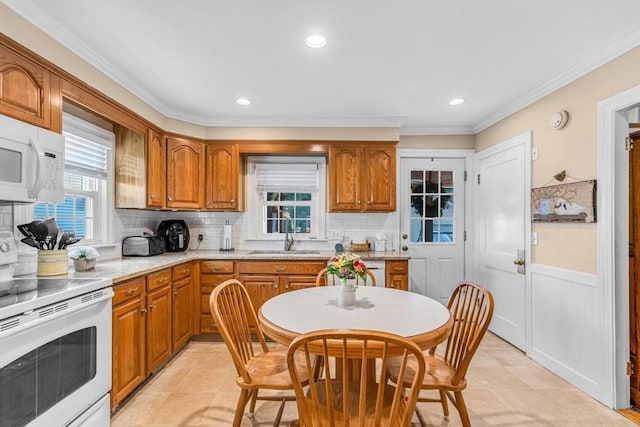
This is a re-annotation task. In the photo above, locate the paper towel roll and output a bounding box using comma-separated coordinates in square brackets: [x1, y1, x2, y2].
[222, 222, 232, 250]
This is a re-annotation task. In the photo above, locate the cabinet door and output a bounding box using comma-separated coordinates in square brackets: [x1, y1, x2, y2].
[205, 143, 239, 210]
[111, 295, 146, 408]
[329, 145, 362, 211]
[386, 260, 408, 291]
[114, 124, 146, 209]
[172, 277, 194, 350]
[147, 128, 165, 208]
[146, 285, 172, 374]
[238, 274, 280, 314]
[364, 145, 396, 211]
[0, 45, 53, 129]
[166, 137, 205, 209]
[281, 275, 317, 292]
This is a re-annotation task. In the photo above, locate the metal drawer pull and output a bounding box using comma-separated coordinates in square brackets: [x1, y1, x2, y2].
[180, 269, 189, 275]
[126, 287, 139, 294]
[275, 267, 286, 272]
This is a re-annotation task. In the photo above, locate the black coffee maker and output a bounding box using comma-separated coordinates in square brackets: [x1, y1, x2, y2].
[157, 220, 190, 252]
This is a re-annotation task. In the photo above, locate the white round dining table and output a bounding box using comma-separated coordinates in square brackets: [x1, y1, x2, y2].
[258, 286, 453, 351]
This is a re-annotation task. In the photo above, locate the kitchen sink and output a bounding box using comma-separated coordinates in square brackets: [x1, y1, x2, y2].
[248, 250, 321, 255]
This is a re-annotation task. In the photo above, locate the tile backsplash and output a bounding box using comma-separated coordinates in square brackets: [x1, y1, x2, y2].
[117, 209, 398, 253]
[2, 205, 399, 261]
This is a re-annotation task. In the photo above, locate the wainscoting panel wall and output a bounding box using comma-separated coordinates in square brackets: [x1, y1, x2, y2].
[528, 264, 602, 401]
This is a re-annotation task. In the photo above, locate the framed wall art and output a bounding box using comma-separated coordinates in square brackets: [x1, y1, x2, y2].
[531, 179, 596, 223]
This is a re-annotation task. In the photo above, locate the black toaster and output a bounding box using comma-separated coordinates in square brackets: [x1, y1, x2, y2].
[122, 235, 166, 257]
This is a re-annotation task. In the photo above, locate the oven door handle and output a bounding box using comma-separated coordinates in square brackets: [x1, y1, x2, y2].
[0, 289, 113, 339]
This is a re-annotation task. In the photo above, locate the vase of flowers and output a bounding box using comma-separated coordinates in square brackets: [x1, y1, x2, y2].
[69, 247, 99, 272]
[327, 252, 368, 306]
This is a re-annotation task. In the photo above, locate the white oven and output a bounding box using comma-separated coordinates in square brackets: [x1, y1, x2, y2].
[0, 232, 113, 427]
[0, 284, 113, 427]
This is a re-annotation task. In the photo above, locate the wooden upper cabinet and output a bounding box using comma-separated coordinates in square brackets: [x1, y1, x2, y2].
[329, 145, 363, 211]
[329, 144, 396, 212]
[205, 143, 240, 210]
[114, 124, 146, 209]
[364, 145, 396, 211]
[0, 44, 54, 129]
[147, 128, 165, 208]
[166, 137, 205, 209]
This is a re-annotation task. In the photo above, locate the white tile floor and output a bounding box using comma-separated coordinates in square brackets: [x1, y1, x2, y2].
[111, 333, 637, 426]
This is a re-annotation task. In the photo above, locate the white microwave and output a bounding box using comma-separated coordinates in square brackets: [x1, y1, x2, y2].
[0, 113, 64, 204]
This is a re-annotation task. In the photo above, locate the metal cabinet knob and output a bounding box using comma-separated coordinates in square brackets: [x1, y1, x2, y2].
[273, 282, 279, 289]
[140, 308, 147, 314]
[230, 198, 235, 203]
[174, 291, 179, 296]
[402, 245, 408, 251]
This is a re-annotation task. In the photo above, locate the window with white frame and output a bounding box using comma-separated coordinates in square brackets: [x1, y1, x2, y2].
[19, 112, 114, 247]
[247, 156, 326, 240]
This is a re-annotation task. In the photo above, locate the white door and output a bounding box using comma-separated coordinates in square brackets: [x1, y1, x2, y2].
[475, 132, 530, 350]
[399, 158, 465, 304]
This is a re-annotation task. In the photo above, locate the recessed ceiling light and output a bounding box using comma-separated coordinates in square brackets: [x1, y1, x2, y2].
[449, 98, 465, 106]
[236, 98, 251, 106]
[305, 34, 327, 48]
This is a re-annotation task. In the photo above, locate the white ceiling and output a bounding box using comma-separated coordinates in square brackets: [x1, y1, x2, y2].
[4, 0, 640, 134]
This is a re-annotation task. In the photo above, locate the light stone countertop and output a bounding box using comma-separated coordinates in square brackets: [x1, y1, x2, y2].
[61, 249, 409, 284]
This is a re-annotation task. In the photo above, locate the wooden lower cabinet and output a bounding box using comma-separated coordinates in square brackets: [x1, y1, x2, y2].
[146, 284, 172, 373]
[111, 278, 146, 409]
[237, 260, 326, 312]
[385, 260, 409, 290]
[199, 260, 234, 334]
[237, 274, 280, 313]
[111, 263, 195, 409]
[172, 276, 194, 350]
[111, 292, 146, 408]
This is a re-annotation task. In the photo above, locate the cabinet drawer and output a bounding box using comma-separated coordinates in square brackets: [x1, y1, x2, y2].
[237, 261, 325, 275]
[112, 277, 145, 306]
[201, 294, 212, 314]
[200, 315, 218, 334]
[201, 260, 234, 274]
[147, 268, 171, 291]
[172, 262, 193, 280]
[386, 260, 408, 274]
[201, 273, 234, 294]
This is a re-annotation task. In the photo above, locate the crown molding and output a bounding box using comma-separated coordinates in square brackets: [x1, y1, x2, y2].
[6, 1, 640, 134]
[473, 27, 640, 134]
[400, 125, 474, 136]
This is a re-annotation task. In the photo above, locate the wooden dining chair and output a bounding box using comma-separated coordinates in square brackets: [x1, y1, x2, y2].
[209, 279, 307, 427]
[287, 329, 425, 427]
[387, 281, 494, 427]
[315, 267, 377, 286]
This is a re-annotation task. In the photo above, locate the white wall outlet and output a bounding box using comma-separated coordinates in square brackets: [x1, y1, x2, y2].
[531, 231, 538, 246]
[532, 146, 539, 160]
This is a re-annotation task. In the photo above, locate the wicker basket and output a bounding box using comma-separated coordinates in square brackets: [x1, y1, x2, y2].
[349, 240, 370, 252]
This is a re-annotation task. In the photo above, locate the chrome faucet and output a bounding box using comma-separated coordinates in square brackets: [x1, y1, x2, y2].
[284, 216, 295, 251]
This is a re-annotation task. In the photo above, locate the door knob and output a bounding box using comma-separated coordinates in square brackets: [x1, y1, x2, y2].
[402, 234, 408, 239]
[513, 258, 525, 266]
[402, 245, 408, 251]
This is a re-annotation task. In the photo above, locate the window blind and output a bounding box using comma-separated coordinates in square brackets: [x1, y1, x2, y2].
[62, 113, 114, 179]
[255, 163, 319, 191]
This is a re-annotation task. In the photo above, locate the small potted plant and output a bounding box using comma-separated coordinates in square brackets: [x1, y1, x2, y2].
[69, 247, 99, 272]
